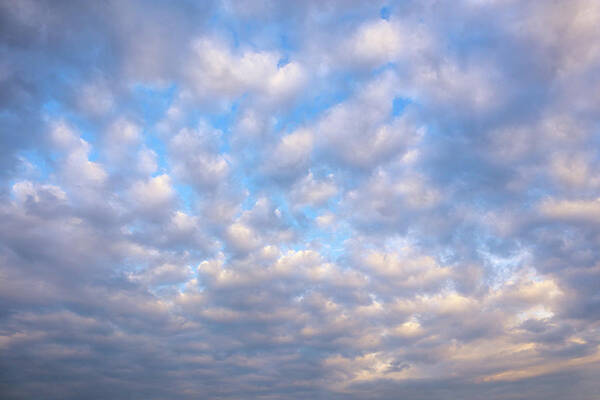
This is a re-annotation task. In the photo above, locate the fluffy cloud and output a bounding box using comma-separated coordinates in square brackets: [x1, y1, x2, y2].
[169, 123, 230, 189]
[263, 128, 314, 178]
[315, 72, 419, 169]
[290, 171, 337, 208]
[186, 37, 306, 106]
[1, 1, 599, 399]
[50, 121, 108, 187]
[129, 174, 175, 214]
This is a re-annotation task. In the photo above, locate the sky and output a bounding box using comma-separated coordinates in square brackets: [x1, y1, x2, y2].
[1, 0, 600, 399]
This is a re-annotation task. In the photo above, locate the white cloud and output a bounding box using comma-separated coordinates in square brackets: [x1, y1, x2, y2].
[226, 222, 261, 254]
[264, 128, 314, 176]
[169, 123, 229, 188]
[129, 174, 175, 212]
[539, 197, 600, 223]
[12, 180, 67, 204]
[136, 147, 158, 175]
[349, 19, 403, 65]
[315, 72, 420, 169]
[290, 172, 337, 208]
[3, 1, 600, 398]
[50, 121, 108, 186]
[105, 117, 141, 148]
[186, 38, 306, 104]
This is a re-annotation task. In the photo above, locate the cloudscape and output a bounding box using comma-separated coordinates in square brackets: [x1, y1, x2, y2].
[1, 1, 600, 399]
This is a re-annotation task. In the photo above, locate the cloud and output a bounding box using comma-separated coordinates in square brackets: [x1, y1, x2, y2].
[169, 123, 230, 189]
[315, 72, 417, 169]
[129, 174, 175, 214]
[50, 121, 108, 187]
[1, 1, 599, 399]
[539, 197, 600, 223]
[186, 37, 306, 105]
[263, 128, 314, 178]
[290, 171, 338, 208]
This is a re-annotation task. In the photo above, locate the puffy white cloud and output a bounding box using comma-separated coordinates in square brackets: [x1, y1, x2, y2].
[3, 1, 600, 399]
[226, 222, 262, 254]
[186, 38, 306, 105]
[50, 121, 108, 187]
[263, 128, 314, 177]
[290, 171, 337, 208]
[313, 72, 421, 169]
[105, 117, 141, 148]
[12, 180, 67, 205]
[136, 146, 158, 175]
[169, 123, 229, 188]
[355, 248, 452, 292]
[129, 174, 175, 213]
[344, 167, 441, 232]
[350, 19, 403, 64]
[315, 212, 336, 228]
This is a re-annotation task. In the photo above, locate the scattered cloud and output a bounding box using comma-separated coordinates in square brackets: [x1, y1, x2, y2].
[1, 1, 599, 399]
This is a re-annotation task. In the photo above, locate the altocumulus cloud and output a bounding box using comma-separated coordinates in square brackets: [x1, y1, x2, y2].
[1, 1, 600, 399]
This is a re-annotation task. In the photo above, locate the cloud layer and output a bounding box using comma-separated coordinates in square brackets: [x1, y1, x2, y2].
[1, 1, 600, 399]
